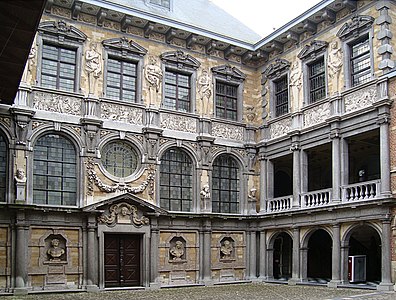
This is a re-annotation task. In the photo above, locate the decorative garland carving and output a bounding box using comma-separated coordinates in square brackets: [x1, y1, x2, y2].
[212, 123, 243, 141]
[101, 103, 143, 125]
[33, 91, 82, 115]
[86, 158, 154, 195]
[344, 86, 377, 113]
[160, 114, 197, 133]
[98, 202, 149, 227]
[147, 164, 156, 199]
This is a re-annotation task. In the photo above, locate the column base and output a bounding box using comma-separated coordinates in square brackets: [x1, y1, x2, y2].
[200, 278, 214, 286]
[327, 280, 341, 288]
[86, 285, 100, 292]
[377, 282, 393, 291]
[288, 278, 300, 285]
[13, 288, 28, 295]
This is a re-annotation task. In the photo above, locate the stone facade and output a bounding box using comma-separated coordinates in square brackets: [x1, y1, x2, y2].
[1, 0, 396, 295]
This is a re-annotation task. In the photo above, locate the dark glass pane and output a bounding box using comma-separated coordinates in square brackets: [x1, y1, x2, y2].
[215, 82, 238, 121]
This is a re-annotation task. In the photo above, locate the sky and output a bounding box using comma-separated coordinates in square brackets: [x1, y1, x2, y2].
[211, 0, 322, 38]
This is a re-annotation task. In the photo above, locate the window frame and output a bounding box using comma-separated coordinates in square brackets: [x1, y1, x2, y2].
[212, 65, 245, 122]
[273, 75, 289, 118]
[348, 35, 372, 87]
[102, 38, 147, 103]
[37, 20, 86, 93]
[160, 51, 199, 114]
[31, 133, 79, 207]
[163, 69, 192, 112]
[0, 133, 8, 203]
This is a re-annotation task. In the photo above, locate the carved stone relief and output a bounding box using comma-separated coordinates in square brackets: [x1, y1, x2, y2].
[160, 114, 197, 133]
[33, 92, 82, 115]
[101, 103, 143, 125]
[344, 86, 377, 113]
[45, 235, 67, 263]
[245, 105, 256, 123]
[212, 123, 243, 141]
[289, 61, 302, 103]
[304, 102, 330, 127]
[269, 118, 291, 139]
[220, 237, 234, 261]
[98, 202, 149, 227]
[169, 237, 186, 262]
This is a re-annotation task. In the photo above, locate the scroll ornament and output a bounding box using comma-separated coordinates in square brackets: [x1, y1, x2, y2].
[98, 202, 149, 226]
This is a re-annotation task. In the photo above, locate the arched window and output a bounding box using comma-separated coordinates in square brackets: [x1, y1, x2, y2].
[33, 134, 77, 206]
[212, 155, 239, 213]
[160, 148, 192, 211]
[0, 134, 7, 201]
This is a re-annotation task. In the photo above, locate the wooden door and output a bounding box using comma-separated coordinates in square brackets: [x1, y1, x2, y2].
[104, 234, 141, 287]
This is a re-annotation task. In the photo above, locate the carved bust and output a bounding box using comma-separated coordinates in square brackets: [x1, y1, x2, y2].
[47, 238, 65, 261]
[220, 240, 233, 259]
[169, 240, 184, 261]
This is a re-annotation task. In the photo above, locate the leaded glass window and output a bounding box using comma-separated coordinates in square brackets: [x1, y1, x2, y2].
[212, 155, 239, 214]
[41, 44, 77, 91]
[0, 135, 6, 202]
[309, 58, 325, 103]
[274, 76, 288, 117]
[215, 82, 237, 121]
[106, 58, 137, 102]
[163, 70, 191, 112]
[350, 36, 371, 86]
[33, 134, 77, 206]
[102, 141, 139, 178]
[160, 148, 192, 211]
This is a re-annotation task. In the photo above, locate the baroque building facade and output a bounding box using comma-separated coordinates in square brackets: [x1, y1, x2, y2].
[1, 0, 396, 294]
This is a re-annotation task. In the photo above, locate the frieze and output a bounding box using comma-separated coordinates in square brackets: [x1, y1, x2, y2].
[304, 102, 330, 128]
[101, 103, 143, 125]
[98, 202, 149, 227]
[160, 114, 197, 133]
[33, 91, 82, 116]
[212, 123, 244, 141]
[344, 86, 377, 113]
[270, 118, 291, 139]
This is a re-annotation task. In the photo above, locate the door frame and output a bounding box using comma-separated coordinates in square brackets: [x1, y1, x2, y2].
[98, 224, 150, 289]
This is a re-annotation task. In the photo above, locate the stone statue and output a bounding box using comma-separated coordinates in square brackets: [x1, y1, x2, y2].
[328, 41, 343, 94]
[220, 240, 233, 259]
[85, 42, 102, 96]
[248, 188, 257, 201]
[47, 238, 65, 261]
[169, 240, 184, 261]
[14, 168, 27, 184]
[200, 184, 211, 211]
[248, 187, 257, 214]
[197, 69, 212, 117]
[145, 56, 163, 106]
[21, 44, 36, 83]
[289, 61, 302, 104]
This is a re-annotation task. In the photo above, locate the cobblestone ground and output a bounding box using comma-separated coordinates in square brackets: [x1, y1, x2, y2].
[2, 283, 395, 300]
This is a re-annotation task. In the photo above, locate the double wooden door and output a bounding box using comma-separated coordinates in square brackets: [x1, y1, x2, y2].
[104, 234, 141, 287]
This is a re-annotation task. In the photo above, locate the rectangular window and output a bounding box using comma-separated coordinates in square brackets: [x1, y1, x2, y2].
[274, 76, 288, 117]
[350, 37, 371, 86]
[163, 70, 190, 112]
[106, 58, 137, 102]
[149, 0, 170, 8]
[308, 58, 325, 103]
[215, 82, 237, 121]
[41, 44, 76, 92]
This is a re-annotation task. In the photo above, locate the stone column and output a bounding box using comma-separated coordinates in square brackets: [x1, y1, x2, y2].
[258, 231, 267, 280]
[340, 241, 349, 284]
[266, 247, 274, 279]
[86, 215, 99, 291]
[291, 143, 301, 208]
[150, 218, 160, 288]
[378, 218, 393, 291]
[202, 220, 212, 284]
[259, 157, 267, 213]
[378, 117, 391, 196]
[331, 130, 341, 202]
[14, 211, 27, 295]
[340, 138, 349, 199]
[249, 230, 257, 280]
[329, 223, 341, 287]
[300, 247, 308, 281]
[289, 227, 300, 284]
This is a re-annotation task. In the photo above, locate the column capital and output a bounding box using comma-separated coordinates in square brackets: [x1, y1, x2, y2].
[290, 143, 300, 152]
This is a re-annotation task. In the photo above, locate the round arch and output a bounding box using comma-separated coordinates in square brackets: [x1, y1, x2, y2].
[268, 231, 293, 280]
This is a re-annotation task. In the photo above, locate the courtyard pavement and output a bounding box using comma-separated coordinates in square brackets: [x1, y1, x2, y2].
[1, 283, 395, 300]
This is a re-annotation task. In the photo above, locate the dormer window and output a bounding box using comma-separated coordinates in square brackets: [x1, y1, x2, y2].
[149, 0, 171, 9]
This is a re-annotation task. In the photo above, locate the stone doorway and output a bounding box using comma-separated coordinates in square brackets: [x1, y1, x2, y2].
[104, 234, 141, 287]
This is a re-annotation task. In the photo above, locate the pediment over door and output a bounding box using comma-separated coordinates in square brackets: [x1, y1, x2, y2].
[84, 193, 167, 227]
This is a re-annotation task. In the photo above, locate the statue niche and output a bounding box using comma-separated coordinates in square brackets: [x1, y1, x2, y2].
[169, 237, 186, 263]
[45, 235, 67, 263]
[220, 237, 235, 261]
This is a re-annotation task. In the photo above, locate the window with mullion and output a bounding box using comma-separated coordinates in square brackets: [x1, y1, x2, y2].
[212, 155, 239, 214]
[309, 58, 326, 103]
[160, 148, 192, 212]
[215, 82, 237, 121]
[33, 134, 77, 206]
[106, 57, 137, 102]
[163, 70, 191, 112]
[350, 37, 371, 86]
[41, 44, 76, 92]
[274, 76, 288, 117]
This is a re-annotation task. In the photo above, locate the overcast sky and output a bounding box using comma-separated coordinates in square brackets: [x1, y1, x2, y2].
[211, 0, 322, 37]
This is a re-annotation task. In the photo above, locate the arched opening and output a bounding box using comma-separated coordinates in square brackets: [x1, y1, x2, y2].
[307, 229, 332, 282]
[273, 232, 292, 280]
[348, 225, 381, 284]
